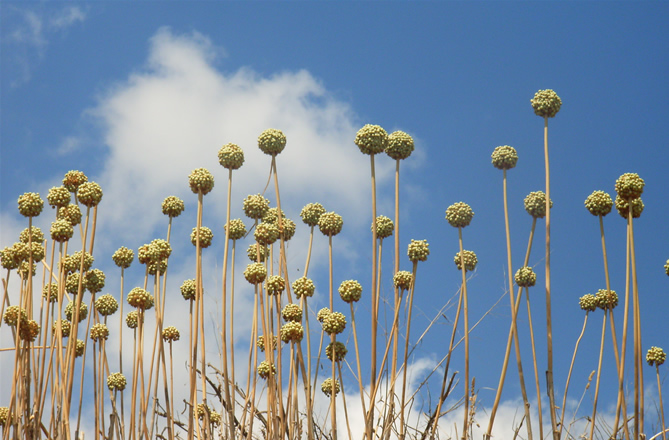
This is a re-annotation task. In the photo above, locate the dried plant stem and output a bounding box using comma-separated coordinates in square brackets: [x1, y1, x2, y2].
[613, 229, 632, 439]
[560, 312, 590, 438]
[456, 228, 472, 440]
[398, 260, 419, 439]
[349, 302, 367, 417]
[220, 167, 235, 439]
[368, 153, 379, 440]
[524, 287, 543, 440]
[338, 362, 353, 440]
[588, 310, 608, 440]
[656, 365, 667, 440]
[627, 200, 644, 439]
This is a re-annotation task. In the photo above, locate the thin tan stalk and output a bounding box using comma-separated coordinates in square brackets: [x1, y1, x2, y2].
[613, 226, 632, 439]
[559, 312, 590, 438]
[399, 260, 419, 439]
[627, 199, 643, 439]
[657, 365, 667, 440]
[524, 287, 543, 440]
[588, 310, 608, 440]
[338, 362, 353, 440]
[456, 229, 471, 440]
[220, 167, 235, 438]
[368, 153, 379, 440]
[349, 302, 367, 417]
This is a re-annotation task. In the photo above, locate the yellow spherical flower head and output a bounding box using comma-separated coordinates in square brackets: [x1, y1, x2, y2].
[373, 215, 394, 239]
[318, 212, 343, 236]
[256, 335, 278, 352]
[393, 271, 413, 291]
[126, 311, 143, 329]
[77, 182, 103, 208]
[282, 303, 303, 322]
[58, 204, 82, 226]
[665, 259, 669, 276]
[127, 287, 154, 310]
[322, 311, 346, 335]
[454, 250, 478, 272]
[293, 276, 315, 299]
[244, 263, 267, 285]
[43, 282, 58, 303]
[595, 289, 618, 310]
[3, 305, 27, 327]
[278, 217, 296, 241]
[317, 307, 331, 323]
[615, 173, 644, 200]
[321, 378, 341, 397]
[254, 222, 279, 246]
[86, 268, 106, 294]
[22, 242, 45, 263]
[243, 194, 270, 220]
[64, 266, 86, 287]
[19, 226, 44, 244]
[615, 196, 644, 219]
[75, 339, 85, 357]
[530, 89, 562, 118]
[225, 218, 247, 240]
[280, 321, 304, 343]
[20, 319, 40, 342]
[162, 326, 180, 342]
[18, 192, 44, 217]
[90, 323, 109, 342]
[258, 128, 286, 155]
[161, 196, 185, 218]
[266, 275, 286, 296]
[386, 130, 414, 160]
[491, 145, 518, 170]
[514, 266, 536, 288]
[355, 124, 388, 155]
[62, 251, 94, 274]
[247, 243, 269, 262]
[300, 203, 326, 227]
[338, 279, 362, 303]
[180, 279, 197, 301]
[646, 346, 666, 367]
[0, 246, 21, 270]
[445, 202, 474, 228]
[257, 360, 276, 380]
[584, 191, 613, 217]
[65, 301, 88, 323]
[326, 341, 348, 362]
[0, 407, 9, 427]
[63, 170, 88, 193]
[218, 142, 245, 169]
[19, 261, 37, 278]
[47, 186, 71, 209]
[191, 226, 214, 248]
[112, 246, 134, 269]
[107, 372, 127, 391]
[53, 320, 71, 338]
[188, 168, 215, 195]
[197, 403, 220, 425]
[408, 239, 430, 262]
[95, 294, 119, 317]
[524, 191, 553, 219]
[579, 294, 597, 313]
[50, 219, 74, 243]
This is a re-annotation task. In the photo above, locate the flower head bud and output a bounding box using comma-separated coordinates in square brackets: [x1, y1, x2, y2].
[445, 202, 474, 228]
[218, 143, 245, 169]
[585, 191, 613, 217]
[615, 173, 644, 200]
[243, 194, 270, 219]
[293, 277, 315, 299]
[20, 319, 40, 342]
[454, 250, 478, 272]
[524, 191, 553, 219]
[86, 268, 106, 294]
[408, 239, 430, 262]
[393, 271, 413, 291]
[20, 226, 44, 244]
[326, 341, 348, 362]
[265, 275, 286, 296]
[3, 305, 27, 327]
[77, 182, 103, 207]
[278, 217, 296, 241]
[63, 170, 88, 193]
[258, 360, 276, 379]
[317, 307, 331, 323]
[491, 145, 518, 170]
[191, 226, 213, 248]
[515, 266, 536, 288]
[254, 222, 279, 246]
[282, 303, 302, 322]
[647, 346, 666, 367]
[54, 320, 71, 338]
[95, 294, 119, 316]
[226, 218, 247, 240]
[244, 263, 267, 285]
[64, 251, 94, 274]
[43, 282, 59, 303]
[47, 186, 71, 208]
[58, 204, 82, 226]
[188, 168, 215, 195]
[321, 378, 340, 397]
[18, 192, 44, 217]
[258, 128, 286, 155]
[126, 311, 143, 329]
[180, 279, 197, 301]
[280, 321, 304, 342]
[75, 339, 85, 357]
[595, 289, 618, 310]
[322, 311, 346, 335]
[386, 130, 414, 160]
[51, 219, 74, 243]
[338, 279, 362, 303]
[579, 294, 597, 312]
[162, 326, 180, 342]
[256, 335, 278, 352]
[19, 261, 36, 278]
[0, 407, 10, 427]
[665, 259, 669, 276]
[373, 216, 394, 239]
[300, 203, 326, 227]
[248, 243, 268, 262]
[355, 124, 388, 155]
[318, 212, 343, 236]
[107, 372, 127, 391]
[65, 301, 88, 323]
[615, 196, 644, 219]
[0, 246, 22, 270]
[65, 272, 87, 294]
[127, 287, 154, 310]
[24, 242, 45, 262]
[161, 196, 185, 218]
[112, 246, 134, 269]
[531, 89, 562, 118]
[90, 323, 109, 342]
[262, 207, 285, 225]
[197, 403, 220, 425]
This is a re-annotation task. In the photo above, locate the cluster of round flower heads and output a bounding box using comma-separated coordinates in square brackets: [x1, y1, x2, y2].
[197, 403, 221, 425]
[317, 307, 331, 323]
[595, 289, 618, 310]
[77, 182, 103, 207]
[584, 191, 613, 217]
[646, 346, 666, 367]
[58, 204, 82, 226]
[319, 212, 343, 236]
[614, 173, 645, 219]
[514, 266, 536, 288]
[578, 294, 597, 313]
[321, 378, 341, 397]
[454, 250, 478, 272]
[326, 341, 348, 362]
[244, 263, 267, 285]
[293, 276, 316, 299]
[300, 203, 326, 227]
[355, 124, 388, 155]
[86, 269, 106, 294]
[126, 311, 142, 329]
[162, 196, 185, 218]
[188, 168, 215, 195]
[63, 170, 88, 193]
[386, 130, 414, 160]
[127, 287, 154, 310]
[90, 323, 109, 342]
[218, 143, 245, 169]
[112, 246, 134, 269]
[243, 194, 270, 220]
[254, 222, 279, 246]
[191, 226, 214, 248]
[95, 294, 119, 316]
[338, 279, 362, 303]
[180, 279, 197, 301]
[445, 202, 474, 228]
[258, 128, 286, 156]
[107, 372, 127, 391]
[62, 251, 94, 274]
[408, 239, 430, 262]
[226, 218, 247, 240]
[282, 303, 302, 322]
[322, 311, 346, 335]
[0, 407, 9, 426]
[393, 271, 413, 291]
[524, 191, 552, 219]
[266, 275, 286, 296]
[615, 197, 644, 219]
[280, 321, 304, 342]
[47, 186, 71, 209]
[491, 145, 518, 170]
[373, 215, 394, 239]
[162, 326, 180, 342]
[20, 226, 44, 244]
[17, 192, 44, 218]
[257, 360, 276, 379]
[530, 89, 562, 118]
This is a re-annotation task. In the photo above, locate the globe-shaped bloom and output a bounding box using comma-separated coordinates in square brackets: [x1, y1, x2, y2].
[243, 194, 270, 220]
[62, 170, 88, 193]
[95, 294, 119, 316]
[244, 263, 267, 285]
[162, 326, 180, 342]
[248, 243, 269, 262]
[393, 271, 413, 291]
[595, 289, 618, 310]
[282, 303, 303, 322]
[454, 250, 478, 272]
[322, 311, 346, 335]
[318, 212, 343, 236]
[18, 192, 44, 217]
[226, 219, 247, 240]
[321, 378, 341, 397]
[112, 246, 134, 269]
[386, 130, 414, 160]
[47, 186, 71, 209]
[408, 239, 429, 262]
[300, 203, 326, 227]
[491, 146, 518, 170]
[280, 321, 304, 343]
[77, 182, 103, 208]
[338, 279, 362, 303]
[162, 196, 185, 218]
[64, 301, 88, 323]
[647, 346, 666, 367]
[326, 341, 348, 362]
[19, 226, 44, 245]
[579, 294, 597, 313]
[524, 191, 553, 219]
[107, 372, 127, 391]
[218, 143, 245, 169]
[126, 311, 143, 329]
[180, 279, 197, 301]
[258, 129, 286, 155]
[355, 124, 388, 155]
[615, 196, 644, 219]
[514, 266, 536, 288]
[58, 204, 82, 226]
[188, 168, 215, 195]
[373, 216, 394, 239]
[191, 226, 214, 248]
[90, 323, 109, 342]
[445, 202, 474, 228]
[265, 275, 286, 296]
[584, 191, 613, 217]
[258, 360, 276, 379]
[86, 269, 106, 294]
[127, 287, 154, 310]
[293, 277, 316, 299]
[615, 173, 644, 200]
[530, 89, 562, 118]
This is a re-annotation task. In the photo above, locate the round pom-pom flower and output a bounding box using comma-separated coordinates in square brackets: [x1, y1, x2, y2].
[47, 186, 71, 209]
[162, 326, 180, 342]
[322, 311, 346, 335]
[585, 191, 613, 217]
[282, 303, 303, 322]
[318, 212, 343, 236]
[218, 143, 245, 169]
[373, 216, 394, 239]
[615, 196, 644, 219]
[77, 182, 103, 207]
[0, 407, 9, 427]
[191, 226, 214, 248]
[126, 311, 142, 329]
[647, 346, 666, 367]
[266, 275, 286, 296]
[300, 203, 326, 227]
[90, 323, 109, 342]
[65, 272, 87, 295]
[43, 282, 58, 303]
[54, 320, 72, 338]
[0, 246, 22, 270]
[248, 243, 268, 262]
[188, 168, 215, 195]
[338, 280, 362, 303]
[615, 173, 644, 200]
[20, 226, 44, 244]
[317, 307, 331, 323]
[445, 202, 474, 228]
[326, 341, 348, 362]
[256, 335, 278, 352]
[524, 191, 553, 219]
[75, 339, 85, 357]
[491, 145, 518, 170]
[112, 246, 134, 269]
[531, 89, 562, 118]
[3, 305, 27, 327]
[63, 170, 88, 193]
[258, 128, 286, 155]
[226, 219, 247, 240]
[243, 194, 270, 219]
[23, 242, 45, 262]
[579, 294, 597, 312]
[107, 372, 127, 391]
[162, 196, 185, 218]
[280, 321, 304, 343]
[454, 250, 478, 272]
[393, 271, 413, 291]
[127, 287, 154, 310]
[595, 289, 618, 310]
[355, 124, 388, 155]
[20, 320, 40, 342]
[293, 277, 315, 299]
[58, 204, 82, 226]
[86, 269, 106, 294]
[181, 279, 197, 301]
[18, 192, 44, 217]
[254, 222, 279, 246]
[95, 294, 119, 316]
[65, 301, 88, 323]
[321, 378, 341, 397]
[63, 251, 94, 274]
[514, 267, 536, 288]
[258, 361, 276, 379]
[244, 263, 267, 285]
[386, 130, 414, 160]
[19, 261, 36, 278]
[408, 239, 429, 262]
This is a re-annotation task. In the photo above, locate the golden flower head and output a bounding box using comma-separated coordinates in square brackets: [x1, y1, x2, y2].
[162, 326, 180, 342]
[47, 186, 71, 209]
[65, 272, 87, 295]
[107, 372, 127, 391]
[355, 124, 388, 155]
[127, 287, 154, 310]
[615, 173, 644, 200]
[373, 215, 394, 239]
[524, 191, 553, 219]
[218, 143, 245, 169]
[393, 271, 413, 291]
[321, 378, 341, 397]
[126, 311, 143, 329]
[293, 276, 316, 299]
[3, 305, 27, 327]
[188, 168, 215, 195]
[595, 289, 618, 310]
[326, 341, 348, 362]
[317, 307, 331, 323]
[445, 202, 474, 228]
[647, 346, 666, 367]
[191, 226, 214, 248]
[280, 321, 304, 343]
[615, 196, 644, 219]
[254, 222, 279, 246]
[265, 275, 286, 296]
[77, 182, 103, 207]
[58, 204, 82, 226]
[243, 194, 270, 220]
[85, 268, 106, 294]
[386, 130, 414, 160]
[338, 279, 362, 303]
[585, 191, 613, 217]
[514, 266, 536, 288]
[225, 218, 247, 240]
[454, 250, 478, 272]
[579, 294, 597, 312]
[20, 319, 40, 342]
[63, 170, 88, 193]
[300, 203, 326, 227]
[407, 239, 430, 262]
[43, 282, 59, 303]
[65, 301, 88, 323]
[257, 360, 275, 379]
[322, 311, 346, 335]
[531, 89, 562, 118]
[95, 294, 119, 317]
[90, 323, 109, 342]
[247, 243, 268, 262]
[17, 192, 44, 217]
[318, 212, 343, 236]
[282, 303, 303, 322]
[112, 246, 134, 269]
[180, 279, 197, 301]
[50, 219, 74, 243]
[491, 145, 518, 170]
[258, 128, 286, 155]
[75, 339, 85, 357]
[19, 226, 44, 244]
[161, 196, 185, 218]
[244, 263, 267, 285]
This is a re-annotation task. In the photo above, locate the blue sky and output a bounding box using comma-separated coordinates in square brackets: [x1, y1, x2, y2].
[2, 2, 668, 438]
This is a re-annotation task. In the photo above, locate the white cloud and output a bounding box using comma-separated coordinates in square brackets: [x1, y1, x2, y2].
[49, 6, 87, 30]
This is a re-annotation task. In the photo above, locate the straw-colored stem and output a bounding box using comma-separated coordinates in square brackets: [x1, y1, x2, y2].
[525, 287, 544, 440]
[627, 199, 643, 439]
[338, 362, 353, 440]
[613, 226, 632, 440]
[657, 365, 667, 440]
[456, 228, 471, 440]
[368, 153, 379, 440]
[559, 313, 590, 437]
[349, 302, 367, 417]
[588, 310, 608, 440]
[221, 167, 235, 439]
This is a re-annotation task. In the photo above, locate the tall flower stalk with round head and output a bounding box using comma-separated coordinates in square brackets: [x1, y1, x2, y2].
[531, 89, 562, 439]
[647, 346, 667, 440]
